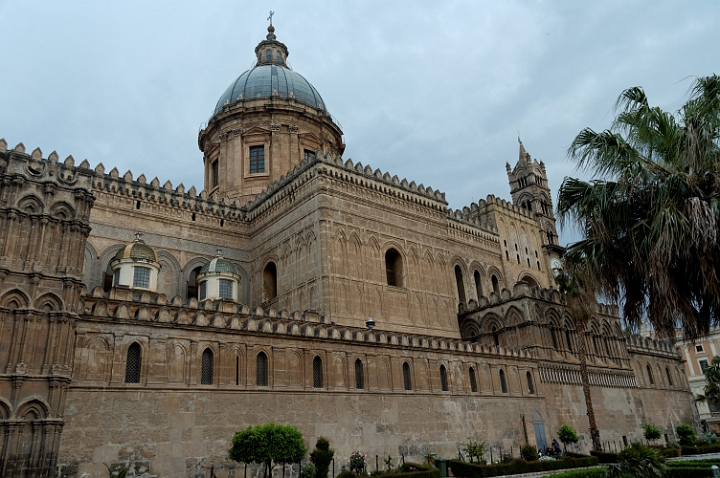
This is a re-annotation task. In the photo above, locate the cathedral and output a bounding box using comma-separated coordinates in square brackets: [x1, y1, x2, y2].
[0, 24, 694, 478]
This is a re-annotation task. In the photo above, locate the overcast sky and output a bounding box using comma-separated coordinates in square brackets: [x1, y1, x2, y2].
[1, 1, 717, 245]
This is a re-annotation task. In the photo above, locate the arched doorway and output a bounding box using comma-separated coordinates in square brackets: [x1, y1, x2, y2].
[532, 410, 547, 452]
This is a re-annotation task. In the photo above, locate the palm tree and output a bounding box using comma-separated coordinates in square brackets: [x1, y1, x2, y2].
[552, 260, 602, 452]
[557, 75, 720, 340]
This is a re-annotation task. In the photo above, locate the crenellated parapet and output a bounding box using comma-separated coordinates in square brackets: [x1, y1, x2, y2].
[626, 334, 682, 360]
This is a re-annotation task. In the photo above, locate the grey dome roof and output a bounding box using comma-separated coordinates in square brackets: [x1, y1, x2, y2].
[214, 64, 326, 116]
[199, 257, 239, 276]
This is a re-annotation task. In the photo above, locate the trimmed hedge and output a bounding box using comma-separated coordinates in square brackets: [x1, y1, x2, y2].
[589, 450, 618, 463]
[667, 467, 714, 478]
[378, 469, 439, 478]
[681, 443, 720, 455]
[547, 468, 607, 478]
[449, 456, 598, 478]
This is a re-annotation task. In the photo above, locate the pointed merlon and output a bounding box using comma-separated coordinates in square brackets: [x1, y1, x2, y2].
[49, 151, 59, 162]
[0, 138, 6, 152]
[14, 142, 26, 153]
[31, 147, 42, 159]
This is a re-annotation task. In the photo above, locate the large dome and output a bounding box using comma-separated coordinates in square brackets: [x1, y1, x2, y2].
[213, 64, 326, 116]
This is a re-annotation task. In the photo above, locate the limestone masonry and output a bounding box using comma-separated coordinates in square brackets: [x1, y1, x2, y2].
[0, 25, 694, 478]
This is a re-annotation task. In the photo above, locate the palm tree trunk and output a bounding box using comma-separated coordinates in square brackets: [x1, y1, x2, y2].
[577, 320, 602, 451]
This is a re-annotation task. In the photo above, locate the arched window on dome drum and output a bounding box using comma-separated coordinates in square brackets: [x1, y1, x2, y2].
[402, 362, 412, 391]
[211, 160, 219, 189]
[385, 249, 403, 287]
[666, 366, 673, 387]
[469, 367, 478, 393]
[491, 275, 500, 295]
[256, 352, 268, 386]
[266, 50, 272, 62]
[199, 281, 207, 301]
[113, 269, 120, 287]
[355, 359, 364, 390]
[187, 266, 202, 300]
[263, 262, 277, 301]
[313, 356, 323, 388]
[499, 369, 508, 394]
[526, 371, 535, 394]
[276, 51, 283, 62]
[125, 342, 141, 383]
[454, 266, 466, 303]
[201, 348, 213, 385]
[440, 365, 449, 391]
[474, 270, 483, 299]
[219, 279, 233, 300]
[646, 364, 654, 385]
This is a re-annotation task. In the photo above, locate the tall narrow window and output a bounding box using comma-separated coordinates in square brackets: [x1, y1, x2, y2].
[199, 281, 207, 301]
[313, 356, 323, 388]
[454, 266, 466, 303]
[402, 362, 412, 391]
[440, 365, 449, 391]
[133, 267, 150, 288]
[235, 356, 239, 386]
[249, 145, 265, 174]
[492, 326, 500, 346]
[385, 249, 403, 287]
[103, 262, 114, 292]
[473, 270, 483, 299]
[550, 328, 558, 349]
[666, 367, 673, 386]
[266, 50, 272, 62]
[201, 348, 213, 385]
[355, 359, 364, 389]
[263, 262, 277, 301]
[499, 369, 507, 393]
[219, 279, 233, 299]
[113, 269, 120, 286]
[211, 160, 219, 188]
[491, 275, 500, 295]
[257, 352, 268, 386]
[125, 342, 141, 383]
[646, 364, 654, 385]
[565, 328, 573, 352]
[526, 371, 535, 394]
[187, 266, 202, 299]
[469, 367, 478, 393]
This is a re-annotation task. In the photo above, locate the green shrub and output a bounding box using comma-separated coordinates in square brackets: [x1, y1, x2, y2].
[642, 423, 662, 442]
[680, 443, 720, 455]
[379, 465, 439, 478]
[399, 463, 430, 473]
[310, 438, 334, 478]
[564, 452, 591, 458]
[548, 469, 608, 478]
[606, 443, 665, 478]
[448, 456, 598, 478]
[337, 471, 358, 478]
[666, 467, 714, 478]
[520, 445, 538, 461]
[300, 464, 316, 478]
[557, 424, 579, 449]
[589, 450, 618, 463]
[462, 439, 487, 464]
[676, 424, 697, 447]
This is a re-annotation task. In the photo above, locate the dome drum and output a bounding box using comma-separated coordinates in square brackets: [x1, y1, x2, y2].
[197, 256, 240, 302]
[109, 235, 160, 292]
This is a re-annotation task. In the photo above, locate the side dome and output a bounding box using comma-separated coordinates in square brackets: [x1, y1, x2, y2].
[112, 241, 158, 263]
[214, 65, 326, 116]
[200, 257, 239, 276]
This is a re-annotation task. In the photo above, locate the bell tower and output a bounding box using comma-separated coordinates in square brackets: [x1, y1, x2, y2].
[506, 140, 559, 247]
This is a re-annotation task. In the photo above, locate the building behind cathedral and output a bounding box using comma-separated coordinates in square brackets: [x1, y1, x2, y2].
[0, 25, 694, 478]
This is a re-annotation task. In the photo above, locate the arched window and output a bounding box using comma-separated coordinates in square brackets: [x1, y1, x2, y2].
[666, 367, 673, 387]
[125, 342, 141, 383]
[103, 261, 114, 292]
[265, 50, 272, 62]
[469, 367, 478, 393]
[550, 327, 558, 349]
[499, 369, 508, 393]
[440, 364, 449, 391]
[276, 51, 283, 62]
[385, 249, 404, 287]
[187, 265, 203, 299]
[491, 275, 500, 295]
[565, 327, 573, 352]
[454, 265, 466, 303]
[263, 262, 277, 301]
[256, 352, 268, 386]
[526, 371, 535, 394]
[355, 359, 364, 389]
[646, 364, 654, 385]
[313, 356, 323, 388]
[473, 270, 483, 299]
[402, 362, 412, 390]
[201, 348, 213, 385]
[491, 326, 500, 346]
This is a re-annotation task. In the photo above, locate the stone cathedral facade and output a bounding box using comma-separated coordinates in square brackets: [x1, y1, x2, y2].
[0, 25, 694, 478]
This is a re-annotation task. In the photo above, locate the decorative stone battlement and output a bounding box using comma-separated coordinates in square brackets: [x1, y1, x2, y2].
[538, 362, 638, 388]
[82, 287, 536, 360]
[625, 334, 682, 359]
[469, 194, 539, 221]
[446, 209, 499, 239]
